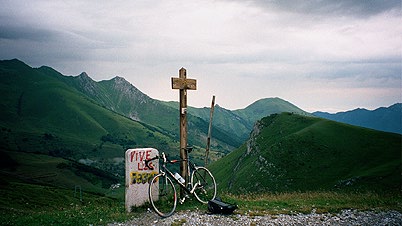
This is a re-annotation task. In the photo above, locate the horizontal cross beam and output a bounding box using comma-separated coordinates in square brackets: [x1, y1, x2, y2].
[171, 77, 197, 90]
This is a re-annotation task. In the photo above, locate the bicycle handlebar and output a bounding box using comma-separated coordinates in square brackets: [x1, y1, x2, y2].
[144, 156, 158, 170]
[144, 152, 186, 170]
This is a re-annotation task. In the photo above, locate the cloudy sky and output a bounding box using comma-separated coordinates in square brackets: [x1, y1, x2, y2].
[1, 0, 401, 112]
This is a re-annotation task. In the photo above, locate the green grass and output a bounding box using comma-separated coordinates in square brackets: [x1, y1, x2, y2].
[220, 191, 402, 215]
[2, 181, 400, 226]
[210, 113, 401, 193]
[0, 182, 128, 226]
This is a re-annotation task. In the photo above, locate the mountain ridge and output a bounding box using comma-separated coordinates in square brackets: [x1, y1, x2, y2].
[3, 58, 400, 139]
[1, 58, 401, 202]
[313, 103, 402, 134]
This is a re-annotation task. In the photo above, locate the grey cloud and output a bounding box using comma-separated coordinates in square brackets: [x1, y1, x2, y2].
[306, 57, 401, 84]
[244, 0, 400, 18]
[0, 24, 56, 42]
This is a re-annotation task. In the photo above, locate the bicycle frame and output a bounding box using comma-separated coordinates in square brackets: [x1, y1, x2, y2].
[158, 153, 200, 197]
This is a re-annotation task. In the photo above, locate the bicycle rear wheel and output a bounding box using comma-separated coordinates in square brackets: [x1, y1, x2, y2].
[149, 174, 177, 217]
[191, 167, 216, 204]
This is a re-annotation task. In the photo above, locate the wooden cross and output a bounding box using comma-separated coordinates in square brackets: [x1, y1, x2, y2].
[171, 68, 196, 190]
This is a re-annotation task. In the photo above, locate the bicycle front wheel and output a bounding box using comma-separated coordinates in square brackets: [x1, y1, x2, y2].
[149, 174, 177, 217]
[191, 167, 216, 204]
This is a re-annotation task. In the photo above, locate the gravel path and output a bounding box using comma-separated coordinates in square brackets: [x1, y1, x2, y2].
[110, 209, 402, 225]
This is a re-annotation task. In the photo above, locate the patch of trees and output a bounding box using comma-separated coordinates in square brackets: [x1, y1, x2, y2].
[100, 134, 137, 149]
[49, 148, 73, 158]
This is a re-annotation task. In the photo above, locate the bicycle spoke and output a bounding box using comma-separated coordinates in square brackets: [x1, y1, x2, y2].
[191, 167, 216, 204]
[149, 174, 177, 217]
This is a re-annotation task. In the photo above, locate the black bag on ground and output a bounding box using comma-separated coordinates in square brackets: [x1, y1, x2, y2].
[207, 197, 238, 214]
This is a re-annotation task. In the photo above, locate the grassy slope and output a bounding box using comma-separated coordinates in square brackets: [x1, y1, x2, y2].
[0, 151, 118, 193]
[0, 150, 127, 225]
[0, 59, 178, 162]
[210, 113, 401, 193]
[0, 60, 153, 224]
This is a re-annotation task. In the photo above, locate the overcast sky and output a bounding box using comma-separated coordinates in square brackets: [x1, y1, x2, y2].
[1, 0, 401, 112]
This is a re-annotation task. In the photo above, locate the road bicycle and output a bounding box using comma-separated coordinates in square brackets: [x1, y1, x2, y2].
[144, 147, 216, 217]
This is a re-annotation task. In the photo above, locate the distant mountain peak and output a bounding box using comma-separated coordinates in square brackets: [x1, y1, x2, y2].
[0, 58, 31, 70]
[36, 65, 63, 76]
[111, 76, 134, 88]
[76, 72, 96, 84]
[1, 58, 24, 64]
[78, 72, 90, 78]
[111, 76, 135, 89]
[112, 75, 125, 81]
[75, 72, 97, 94]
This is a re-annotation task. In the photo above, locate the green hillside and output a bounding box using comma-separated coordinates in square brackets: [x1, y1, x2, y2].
[0, 151, 119, 194]
[0, 59, 183, 224]
[210, 112, 401, 193]
[0, 59, 178, 176]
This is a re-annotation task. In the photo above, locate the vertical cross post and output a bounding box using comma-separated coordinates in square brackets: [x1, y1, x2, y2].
[171, 68, 197, 193]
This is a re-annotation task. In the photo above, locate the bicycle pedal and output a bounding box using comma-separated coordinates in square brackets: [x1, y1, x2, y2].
[179, 194, 190, 204]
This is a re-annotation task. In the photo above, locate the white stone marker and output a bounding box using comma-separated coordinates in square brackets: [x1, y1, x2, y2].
[125, 148, 159, 212]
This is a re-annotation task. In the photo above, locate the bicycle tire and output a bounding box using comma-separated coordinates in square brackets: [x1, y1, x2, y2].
[191, 167, 217, 204]
[149, 174, 177, 217]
